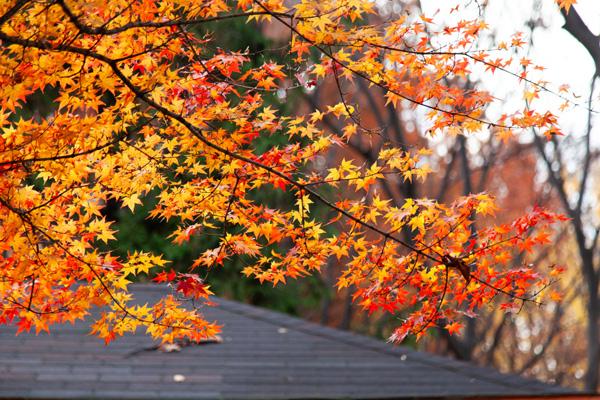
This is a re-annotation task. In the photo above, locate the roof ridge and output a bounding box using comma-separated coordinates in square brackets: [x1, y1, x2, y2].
[0, 283, 579, 400]
[209, 294, 571, 395]
[128, 284, 572, 395]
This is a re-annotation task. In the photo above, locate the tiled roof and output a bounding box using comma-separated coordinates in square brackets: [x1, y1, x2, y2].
[0, 284, 576, 399]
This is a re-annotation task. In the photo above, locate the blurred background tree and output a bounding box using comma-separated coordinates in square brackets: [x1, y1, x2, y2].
[258, 0, 600, 392]
[294, 0, 600, 392]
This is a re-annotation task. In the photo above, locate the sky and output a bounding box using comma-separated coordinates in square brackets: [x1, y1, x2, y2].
[377, 0, 600, 223]
[405, 0, 600, 167]
[486, 0, 599, 135]
[414, 0, 600, 136]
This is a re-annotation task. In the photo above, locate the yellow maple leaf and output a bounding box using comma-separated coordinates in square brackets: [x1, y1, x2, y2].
[557, 0, 577, 13]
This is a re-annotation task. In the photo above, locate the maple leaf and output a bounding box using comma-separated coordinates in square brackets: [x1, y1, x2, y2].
[122, 194, 143, 212]
[176, 274, 213, 300]
[556, 0, 577, 13]
[153, 269, 177, 283]
[15, 318, 33, 335]
[445, 322, 463, 335]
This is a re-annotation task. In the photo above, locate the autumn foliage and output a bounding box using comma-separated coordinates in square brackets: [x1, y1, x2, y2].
[0, 0, 572, 344]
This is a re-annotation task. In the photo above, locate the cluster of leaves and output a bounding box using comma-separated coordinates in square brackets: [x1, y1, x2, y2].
[0, 0, 571, 344]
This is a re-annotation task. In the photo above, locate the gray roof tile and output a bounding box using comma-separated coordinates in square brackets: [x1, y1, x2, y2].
[0, 284, 578, 399]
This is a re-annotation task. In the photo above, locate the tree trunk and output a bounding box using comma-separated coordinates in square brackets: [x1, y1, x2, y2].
[584, 255, 599, 392]
[340, 287, 354, 330]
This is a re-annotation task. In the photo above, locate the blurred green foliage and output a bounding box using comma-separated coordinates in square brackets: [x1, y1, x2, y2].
[107, 18, 329, 315]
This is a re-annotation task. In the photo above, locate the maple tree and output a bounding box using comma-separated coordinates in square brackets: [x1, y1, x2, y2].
[0, 0, 574, 344]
